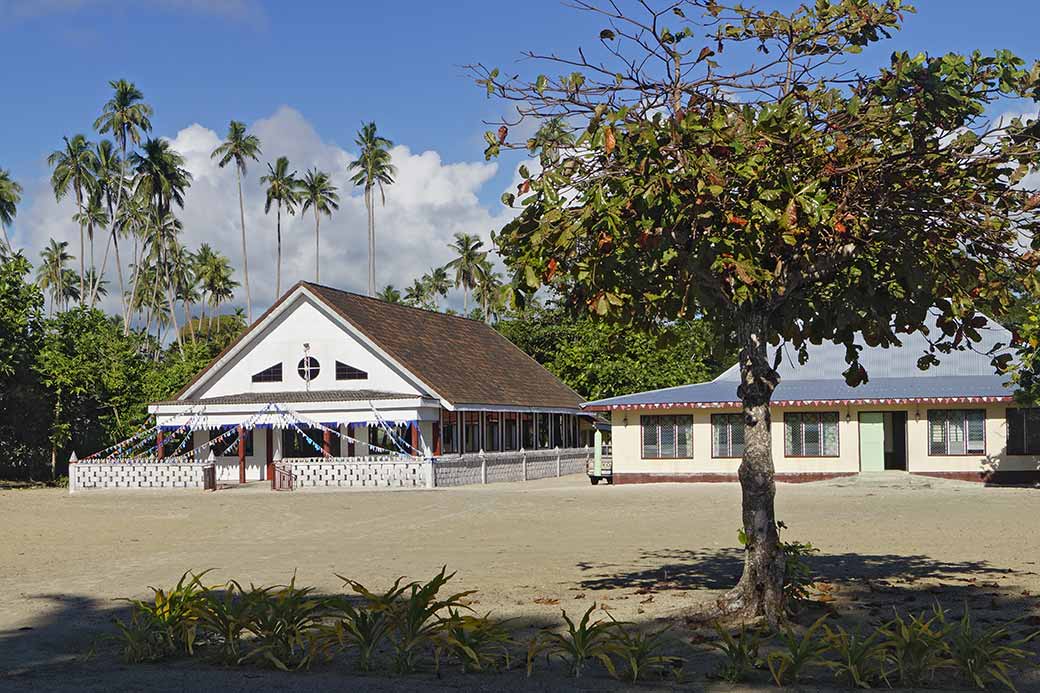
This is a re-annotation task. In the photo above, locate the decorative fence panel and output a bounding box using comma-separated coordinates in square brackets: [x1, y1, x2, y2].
[69, 459, 216, 493]
[285, 456, 429, 490]
[434, 447, 591, 488]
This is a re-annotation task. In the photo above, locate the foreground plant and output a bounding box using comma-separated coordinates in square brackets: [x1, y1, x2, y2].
[706, 621, 763, 683]
[767, 615, 831, 686]
[601, 615, 684, 683]
[943, 606, 1038, 692]
[880, 605, 952, 687]
[528, 604, 618, 678]
[434, 609, 514, 673]
[191, 579, 255, 664]
[823, 622, 888, 689]
[240, 576, 327, 671]
[114, 570, 209, 662]
[382, 567, 475, 673]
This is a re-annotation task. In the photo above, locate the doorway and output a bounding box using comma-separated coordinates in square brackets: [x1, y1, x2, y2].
[858, 411, 907, 471]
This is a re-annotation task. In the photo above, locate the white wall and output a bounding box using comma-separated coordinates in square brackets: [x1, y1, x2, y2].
[190, 293, 426, 400]
[610, 403, 1040, 477]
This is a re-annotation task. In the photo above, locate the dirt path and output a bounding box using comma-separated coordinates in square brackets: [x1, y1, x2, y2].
[1, 473, 1038, 690]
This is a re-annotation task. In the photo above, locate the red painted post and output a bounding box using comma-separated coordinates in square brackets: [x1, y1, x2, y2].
[323, 428, 332, 457]
[347, 424, 356, 457]
[265, 428, 273, 482]
[410, 422, 420, 457]
[238, 426, 246, 484]
[432, 421, 441, 456]
[156, 430, 165, 460]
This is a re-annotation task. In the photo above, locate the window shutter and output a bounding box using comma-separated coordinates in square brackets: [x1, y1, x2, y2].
[966, 410, 985, 453]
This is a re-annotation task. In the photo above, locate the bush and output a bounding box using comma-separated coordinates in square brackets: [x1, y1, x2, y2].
[601, 615, 683, 682]
[823, 622, 888, 688]
[114, 570, 209, 663]
[879, 605, 952, 687]
[766, 615, 831, 686]
[527, 604, 618, 678]
[942, 606, 1038, 691]
[239, 576, 327, 671]
[708, 621, 763, 683]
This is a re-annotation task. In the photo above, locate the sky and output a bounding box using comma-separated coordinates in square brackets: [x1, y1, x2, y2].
[0, 0, 1037, 315]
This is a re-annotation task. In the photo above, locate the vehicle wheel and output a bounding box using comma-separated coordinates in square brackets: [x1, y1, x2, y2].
[590, 477, 600, 485]
[606, 477, 614, 485]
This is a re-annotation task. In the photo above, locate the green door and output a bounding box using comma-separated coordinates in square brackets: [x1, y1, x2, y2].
[858, 412, 885, 472]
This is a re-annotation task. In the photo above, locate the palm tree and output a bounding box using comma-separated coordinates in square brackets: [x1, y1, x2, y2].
[420, 266, 451, 310]
[260, 156, 300, 296]
[475, 264, 505, 323]
[48, 134, 98, 301]
[348, 122, 396, 296]
[37, 240, 74, 314]
[376, 285, 402, 304]
[114, 193, 149, 331]
[72, 194, 110, 307]
[0, 169, 22, 250]
[91, 138, 126, 309]
[95, 80, 151, 312]
[404, 278, 431, 308]
[297, 169, 339, 283]
[211, 120, 261, 323]
[445, 232, 488, 312]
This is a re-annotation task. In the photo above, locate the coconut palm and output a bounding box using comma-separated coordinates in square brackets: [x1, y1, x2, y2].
[90, 139, 126, 308]
[404, 278, 431, 308]
[114, 193, 149, 331]
[445, 232, 488, 312]
[475, 265, 506, 323]
[211, 120, 261, 323]
[260, 156, 300, 296]
[48, 134, 98, 301]
[348, 122, 395, 296]
[95, 80, 151, 308]
[529, 116, 575, 166]
[376, 284, 402, 304]
[297, 169, 339, 283]
[0, 169, 22, 251]
[37, 240, 74, 314]
[72, 194, 109, 308]
[131, 138, 191, 214]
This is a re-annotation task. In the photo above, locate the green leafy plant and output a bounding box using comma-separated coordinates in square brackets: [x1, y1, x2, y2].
[239, 576, 327, 671]
[434, 609, 514, 673]
[191, 579, 255, 664]
[822, 622, 888, 688]
[114, 570, 209, 662]
[601, 615, 683, 683]
[767, 614, 831, 686]
[308, 597, 394, 672]
[707, 621, 763, 684]
[527, 604, 618, 678]
[943, 606, 1038, 692]
[879, 605, 952, 687]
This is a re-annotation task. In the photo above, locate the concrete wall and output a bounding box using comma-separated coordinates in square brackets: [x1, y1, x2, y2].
[69, 461, 214, 492]
[610, 403, 1040, 479]
[433, 448, 589, 487]
[287, 457, 428, 489]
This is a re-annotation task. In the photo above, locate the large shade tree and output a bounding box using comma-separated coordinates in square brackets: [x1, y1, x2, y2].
[472, 0, 1040, 622]
[211, 120, 261, 323]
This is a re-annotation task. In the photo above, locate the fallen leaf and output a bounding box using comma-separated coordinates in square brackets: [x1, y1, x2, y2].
[533, 597, 559, 605]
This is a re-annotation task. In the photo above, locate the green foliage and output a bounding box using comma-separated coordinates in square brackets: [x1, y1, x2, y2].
[707, 621, 763, 683]
[114, 570, 208, 663]
[943, 606, 1038, 692]
[527, 604, 618, 678]
[434, 609, 514, 673]
[879, 605, 952, 687]
[496, 306, 734, 399]
[739, 521, 818, 614]
[191, 580, 255, 665]
[601, 615, 683, 683]
[766, 615, 831, 686]
[239, 576, 327, 671]
[822, 622, 888, 688]
[383, 567, 475, 673]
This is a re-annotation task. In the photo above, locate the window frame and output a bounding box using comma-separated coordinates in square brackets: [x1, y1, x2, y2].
[711, 413, 745, 459]
[440, 410, 459, 455]
[1006, 407, 1040, 456]
[783, 412, 840, 458]
[639, 414, 694, 460]
[251, 363, 283, 383]
[297, 356, 320, 382]
[928, 409, 986, 456]
[335, 361, 368, 381]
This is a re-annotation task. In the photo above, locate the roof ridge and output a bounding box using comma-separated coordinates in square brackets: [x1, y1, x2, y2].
[302, 282, 489, 326]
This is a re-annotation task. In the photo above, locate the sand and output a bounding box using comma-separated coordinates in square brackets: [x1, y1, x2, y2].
[1, 472, 1038, 691]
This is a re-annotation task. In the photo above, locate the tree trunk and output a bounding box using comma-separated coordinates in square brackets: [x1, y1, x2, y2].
[366, 188, 375, 296]
[715, 310, 785, 625]
[124, 236, 141, 334]
[1, 222, 9, 249]
[237, 168, 252, 324]
[76, 186, 85, 304]
[114, 139, 128, 322]
[276, 203, 282, 296]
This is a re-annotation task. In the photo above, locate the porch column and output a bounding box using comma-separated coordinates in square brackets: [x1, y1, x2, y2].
[237, 425, 246, 484]
[432, 421, 442, 456]
[156, 430, 164, 460]
[264, 428, 273, 481]
[347, 424, 356, 457]
[410, 422, 420, 457]
[323, 428, 332, 457]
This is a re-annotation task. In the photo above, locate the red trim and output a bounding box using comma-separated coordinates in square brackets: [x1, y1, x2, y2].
[585, 395, 1013, 412]
[323, 428, 332, 457]
[156, 430, 165, 460]
[410, 422, 419, 453]
[614, 472, 855, 484]
[913, 470, 1040, 485]
[237, 426, 246, 484]
[265, 429, 274, 484]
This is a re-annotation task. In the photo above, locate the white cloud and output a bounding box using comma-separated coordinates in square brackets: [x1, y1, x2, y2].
[13, 106, 520, 318]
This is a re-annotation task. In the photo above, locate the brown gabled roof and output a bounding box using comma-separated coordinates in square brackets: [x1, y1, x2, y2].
[174, 282, 583, 410]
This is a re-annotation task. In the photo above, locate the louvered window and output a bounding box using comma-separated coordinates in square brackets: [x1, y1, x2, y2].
[641, 415, 694, 459]
[712, 414, 745, 458]
[928, 410, 985, 455]
[784, 412, 839, 457]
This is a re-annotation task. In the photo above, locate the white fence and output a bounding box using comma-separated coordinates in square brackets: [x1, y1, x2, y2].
[434, 447, 591, 488]
[282, 456, 429, 490]
[69, 459, 216, 492]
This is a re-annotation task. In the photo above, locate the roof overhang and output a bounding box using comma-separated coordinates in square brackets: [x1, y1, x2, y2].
[583, 394, 1015, 412]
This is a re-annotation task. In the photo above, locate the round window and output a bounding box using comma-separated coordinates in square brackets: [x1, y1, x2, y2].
[297, 356, 320, 381]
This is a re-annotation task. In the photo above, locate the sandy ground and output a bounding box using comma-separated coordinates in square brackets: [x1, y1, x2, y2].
[1, 472, 1039, 691]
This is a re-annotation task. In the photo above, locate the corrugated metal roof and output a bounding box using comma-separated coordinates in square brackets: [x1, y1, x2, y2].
[586, 317, 1015, 409]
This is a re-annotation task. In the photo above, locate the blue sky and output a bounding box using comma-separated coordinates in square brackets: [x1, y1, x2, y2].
[0, 0, 1036, 310]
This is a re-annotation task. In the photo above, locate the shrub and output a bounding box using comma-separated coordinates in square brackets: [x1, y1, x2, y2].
[879, 605, 951, 687]
[527, 604, 618, 678]
[601, 615, 684, 683]
[384, 567, 475, 673]
[822, 622, 888, 688]
[943, 606, 1038, 692]
[191, 580, 256, 665]
[434, 609, 514, 673]
[114, 570, 209, 663]
[308, 598, 393, 672]
[707, 621, 763, 683]
[239, 576, 328, 671]
[766, 614, 831, 686]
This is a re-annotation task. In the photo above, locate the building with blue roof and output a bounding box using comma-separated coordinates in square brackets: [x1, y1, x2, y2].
[583, 317, 1040, 485]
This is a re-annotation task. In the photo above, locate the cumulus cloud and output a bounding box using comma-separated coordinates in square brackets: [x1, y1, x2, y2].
[14, 106, 520, 317]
